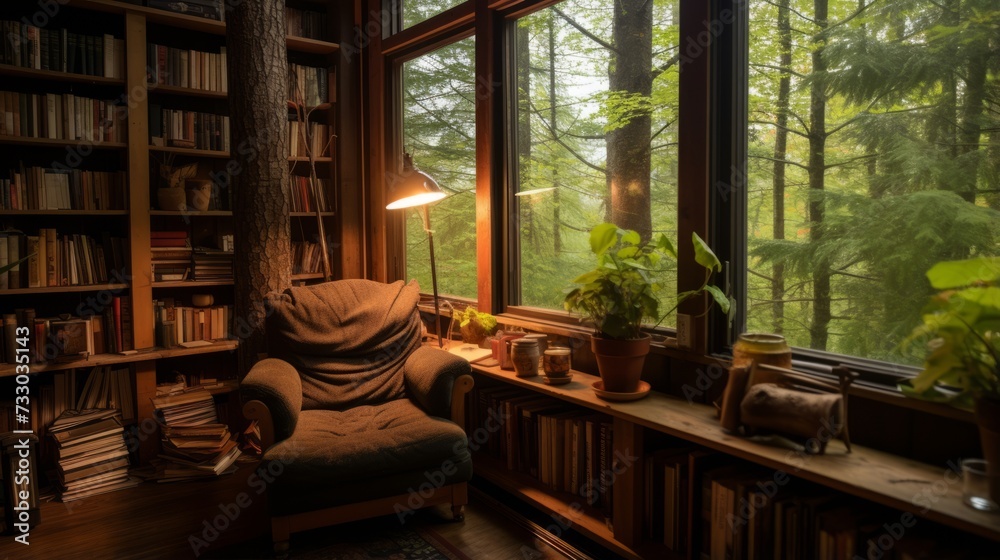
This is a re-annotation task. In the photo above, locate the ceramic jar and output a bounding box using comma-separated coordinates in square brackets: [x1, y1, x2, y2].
[510, 338, 540, 378]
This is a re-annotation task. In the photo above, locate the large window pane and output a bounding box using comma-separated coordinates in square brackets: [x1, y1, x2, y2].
[402, 38, 477, 299]
[747, 0, 1000, 362]
[403, 0, 466, 29]
[514, 0, 681, 319]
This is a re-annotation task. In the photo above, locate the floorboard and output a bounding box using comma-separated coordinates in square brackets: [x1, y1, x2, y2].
[0, 463, 577, 560]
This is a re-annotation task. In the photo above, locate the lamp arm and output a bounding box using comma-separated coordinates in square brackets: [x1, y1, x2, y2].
[423, 205, 443, 348]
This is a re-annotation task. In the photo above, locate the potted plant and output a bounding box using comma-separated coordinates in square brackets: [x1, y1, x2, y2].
[563, 223, 732, 393]
[458, 306, 498, 346]
[900, 256, 1000, 506]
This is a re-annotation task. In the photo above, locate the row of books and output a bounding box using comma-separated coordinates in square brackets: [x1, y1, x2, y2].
[286, 7, 328, 40]
[147, 387, 241, 481]
[153, 298, 232, 348]
[147, 44, 228, 93]
[288, 176, 331, 213]
[0, 230, 128, 289]
[1, 167, 126, 211]
[1, 303, 134, 364]
[146, 0, 224, 22]
[0, 91, 125, 143]
[77, 366, 135, 424]
[0, 21, 125, 79]
[288, 121, 331, 158]
[292, 241, 324, 275]
[288, 63, 329, 108]
[150, 107, 230, 152]
[192, 247, 233, 280]
[50, 409, 138, 501]
[469, 386, 615, 519]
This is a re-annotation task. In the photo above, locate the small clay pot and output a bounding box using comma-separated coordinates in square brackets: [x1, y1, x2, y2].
[157, 188, 187, 212]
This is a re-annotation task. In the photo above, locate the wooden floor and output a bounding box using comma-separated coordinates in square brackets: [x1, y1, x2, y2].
[0, 462, 579, 560]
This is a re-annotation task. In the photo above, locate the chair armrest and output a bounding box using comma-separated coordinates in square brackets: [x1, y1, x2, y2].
[240, 358, 303, 448]
[404, 346, 474, 426]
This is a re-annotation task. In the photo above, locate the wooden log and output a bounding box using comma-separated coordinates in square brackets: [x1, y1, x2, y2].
[740, 383, 844, 454]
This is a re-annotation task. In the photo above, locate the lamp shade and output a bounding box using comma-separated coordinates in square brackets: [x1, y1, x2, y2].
[386, 154, 446, 209]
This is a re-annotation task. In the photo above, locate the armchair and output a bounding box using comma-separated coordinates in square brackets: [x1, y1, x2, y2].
[240, 279, 474, 552]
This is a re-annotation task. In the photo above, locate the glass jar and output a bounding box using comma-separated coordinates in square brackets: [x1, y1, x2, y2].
[732, 333, 792, 384]
[510, 338, 540, 378]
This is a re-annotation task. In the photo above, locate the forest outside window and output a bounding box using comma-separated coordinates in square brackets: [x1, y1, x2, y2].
[401, 37, 478, 299]
[746, 0, 1000, 366]
[402, 0, 466, 30]
[511, 0, 682, 322]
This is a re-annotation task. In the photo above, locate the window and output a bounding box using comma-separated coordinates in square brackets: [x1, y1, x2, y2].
[512, 0, 681, 319]
[401, 37, 478, 299]
[746, 0, 1000, 364]
[402, 0, 466, 29]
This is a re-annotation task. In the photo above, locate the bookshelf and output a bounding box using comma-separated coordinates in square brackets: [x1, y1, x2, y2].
[0, 1, 342, 472]
[468, 362, 1000, 558]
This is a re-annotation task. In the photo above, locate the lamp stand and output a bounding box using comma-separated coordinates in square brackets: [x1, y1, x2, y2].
[421, 205, 443, 348]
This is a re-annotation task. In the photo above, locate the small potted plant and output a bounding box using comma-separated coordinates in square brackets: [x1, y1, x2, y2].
[458, 306, 498, 346]
[563, 223, 732, 393]
[900, 256, 1000, 507]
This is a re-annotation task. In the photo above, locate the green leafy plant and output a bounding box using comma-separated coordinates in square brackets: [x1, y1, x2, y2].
[458, 306, 498, 344]
[900, 257, 1000, 409]
[563, 223, 733, 340]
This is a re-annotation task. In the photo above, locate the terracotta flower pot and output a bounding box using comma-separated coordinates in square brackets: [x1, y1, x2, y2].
[591, 334, 651, 393]
[157, 188, 186, 212]
[975, 395, 1000, 506]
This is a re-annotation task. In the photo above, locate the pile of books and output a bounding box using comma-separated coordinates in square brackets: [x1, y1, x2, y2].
[0, 21, 125, 78]
[1, 167, 126, 211]
[0, 90, 125, 143]
[49, 409, 138, 502]
[77, 366, 135, 424]
[146, 0, 224, 22]
[285, 7, 326, 39]
[288, 63, 328, 107]
[151, 231, 191, 282]
[148, 388, 240, 482]
[288, 176, 331, 213]
[0, 229, 128, 289]
[147, 43, 228, 93]
[1, 301, 134, 365]
[191, 247, 233, 281]
[292, 241, 324, 275]
[287, 121, 331, 158]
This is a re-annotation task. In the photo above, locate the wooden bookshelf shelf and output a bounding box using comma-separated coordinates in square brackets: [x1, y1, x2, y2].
[152, 280, 234, 288]
[0, 136, 126, 150]
[0, 210, 128, 216]
[0, 339, 238, 377]
[0, 283, 128, 296]
[148, 145, 231, 158]
[147, 83, 228, 99]
[290, 212, 335, 217]
[470, 363, 1000, 544]
[289, 156, 333, 163]
[0, 64, 125, 86]
[150, 210, 233, 217]
[286, 36, 340, 55]
[474, 454, 655, 560]
[291, 273, 325, 280]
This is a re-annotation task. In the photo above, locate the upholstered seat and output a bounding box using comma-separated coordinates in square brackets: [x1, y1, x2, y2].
[240, 279, 474, 551]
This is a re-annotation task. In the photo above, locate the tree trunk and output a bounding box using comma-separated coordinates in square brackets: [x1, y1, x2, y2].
[607, 0, 653, 240]
[955, 45, 988, 203]
[227, 1, 292, 376]
[808, 0, 830, 351]
[771, 0, 792, 335]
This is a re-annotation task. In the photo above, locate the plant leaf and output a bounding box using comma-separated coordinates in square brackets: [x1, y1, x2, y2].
[926, 257, 1000, 289]
[656, 234, 676, 258]
[589, 223, 618, 255]
[705, 285, 731, 314]
[621, 229, 641, 246]
[692, 233, 721, 272]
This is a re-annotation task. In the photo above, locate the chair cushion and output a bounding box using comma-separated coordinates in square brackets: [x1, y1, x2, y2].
[264, 399, 471, 486]
[265, 279, 422, 410]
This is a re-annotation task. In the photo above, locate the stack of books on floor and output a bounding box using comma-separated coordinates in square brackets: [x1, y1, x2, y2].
[191, 247, 233, 281]
[147, 387, 240, 482]
[151, 231, 191, 282]
[49, 409, 139, 501]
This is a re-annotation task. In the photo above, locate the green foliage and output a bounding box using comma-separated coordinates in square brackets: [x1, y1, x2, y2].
[563, 224, 730, 339]
[900, 257, 1000, 409]
[458, 306, 498, 333]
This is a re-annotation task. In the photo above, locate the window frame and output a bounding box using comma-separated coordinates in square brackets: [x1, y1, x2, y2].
[366, 0, 947, 401]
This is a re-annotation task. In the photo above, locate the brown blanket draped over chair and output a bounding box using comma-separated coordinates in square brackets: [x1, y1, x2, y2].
[241, 279, 474, 553]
